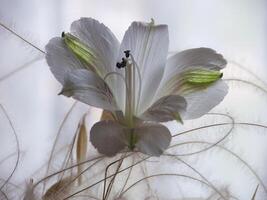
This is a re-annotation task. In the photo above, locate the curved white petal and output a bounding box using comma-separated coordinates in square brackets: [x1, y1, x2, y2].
[156, 48, 227, 97]
[135, 123, 171, 156]
[154, 48, 227, 119]
[45, 37, 86, 84]
[71, 18, 124, 111]
[60, 69, 117, 111]
[70, 18, 120, 77]
[141, 95, 186, 122]
[182, 80, 228, 119]
[90, 121, 127, 157]
[119, 21, 169, 114]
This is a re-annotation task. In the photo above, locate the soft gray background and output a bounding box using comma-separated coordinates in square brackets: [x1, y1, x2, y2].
[0, 0, 267, 199]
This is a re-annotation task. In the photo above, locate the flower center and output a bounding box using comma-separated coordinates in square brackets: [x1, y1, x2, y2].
[116, 50, 135, 127]
[116, 53, 141, 116]
[115, 51, 144, 149]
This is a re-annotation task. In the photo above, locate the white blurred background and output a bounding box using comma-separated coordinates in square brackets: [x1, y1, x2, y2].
[0, 0, 267, 199]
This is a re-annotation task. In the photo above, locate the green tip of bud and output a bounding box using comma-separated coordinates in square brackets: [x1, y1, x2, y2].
[58, 90, 64, 95]
[173, 112, 183, 124]
[184, 68, 223, 85]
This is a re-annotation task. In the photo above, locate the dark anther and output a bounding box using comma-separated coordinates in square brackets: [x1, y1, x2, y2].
[116, 58, 127, 69]
[220, 73, 223, 78]
[61, 31, 65, 38]
[116, 62, 122, 69]
[124, 50, 130, 58]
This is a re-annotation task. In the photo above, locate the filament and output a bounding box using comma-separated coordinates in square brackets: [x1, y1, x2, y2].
[104, 71, 129, 111]
[130, 54, 142, 114]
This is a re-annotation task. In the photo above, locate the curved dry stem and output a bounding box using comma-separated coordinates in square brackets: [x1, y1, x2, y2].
[102, 158, 121, 200]
[120, 173, 218, 198]
[63, 120, 267, 199]
[225, 78, 267, 94]
[0, 21, 45, 54]
[171, 112, 235, 156]
[229, 60, 267, 87]
[63, 154, 147, 199]
[0, 57, 43, 83]
[104, 153, 126, 200]
[0, 105, 20, 191]
[0, 190, 8, 200]
[118, 156, 135, 197]
[57, 122, 81, 185]
[251, 184, 259, 200]
[164, 154, 227, 200]
[46, 157, 105, 197]
[44, 102, 78, 190]
[137, 157, 154, 195]
[102, 158, 122, 200]
[0, 152, 19, 166]
[172, 141, 267, 194]
[33, 155, 104, 189]
[173, 123, 229, 138]
[66, 158, 105, 188]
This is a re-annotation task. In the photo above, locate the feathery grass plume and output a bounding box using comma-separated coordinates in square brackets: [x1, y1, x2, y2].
[43, 176, 73, 199]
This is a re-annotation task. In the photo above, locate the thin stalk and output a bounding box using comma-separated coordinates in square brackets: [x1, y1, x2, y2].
[0, 22, 45, 54]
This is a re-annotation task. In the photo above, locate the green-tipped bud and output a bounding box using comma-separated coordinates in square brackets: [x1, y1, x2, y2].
[173, 112, 183, 124]
[184, 69, 223, 85]
[62, 33, 96, 70]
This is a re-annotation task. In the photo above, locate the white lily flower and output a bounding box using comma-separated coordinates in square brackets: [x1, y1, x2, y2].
[45, 18, 228, 157]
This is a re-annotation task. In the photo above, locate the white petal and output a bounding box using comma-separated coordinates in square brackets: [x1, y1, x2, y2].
[45, 37, 85, 84]
[119, 21, 169, 114]
[90, 121, 127, 157]
[156, 48, 227, 97]
[60, 69, 117, 111]
[71, 18, 124, 111]
[154, 48, 228, 119]
[135, 123, 171, 156]
[141, 95, 187, 122]
[71, 18, 120, 77]
[182, 80, 228, 119]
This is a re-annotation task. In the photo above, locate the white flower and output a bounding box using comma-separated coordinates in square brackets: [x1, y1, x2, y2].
[45, 18, 228, 157]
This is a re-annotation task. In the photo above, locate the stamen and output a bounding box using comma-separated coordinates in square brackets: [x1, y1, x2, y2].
[124, 50, 130, 58]
[61, 31, 65, 38]
[115, 51, 142, 123]
[116, 62, 122, 69]
[130, 54, 142, 114]
[116, 58, 127, 69]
